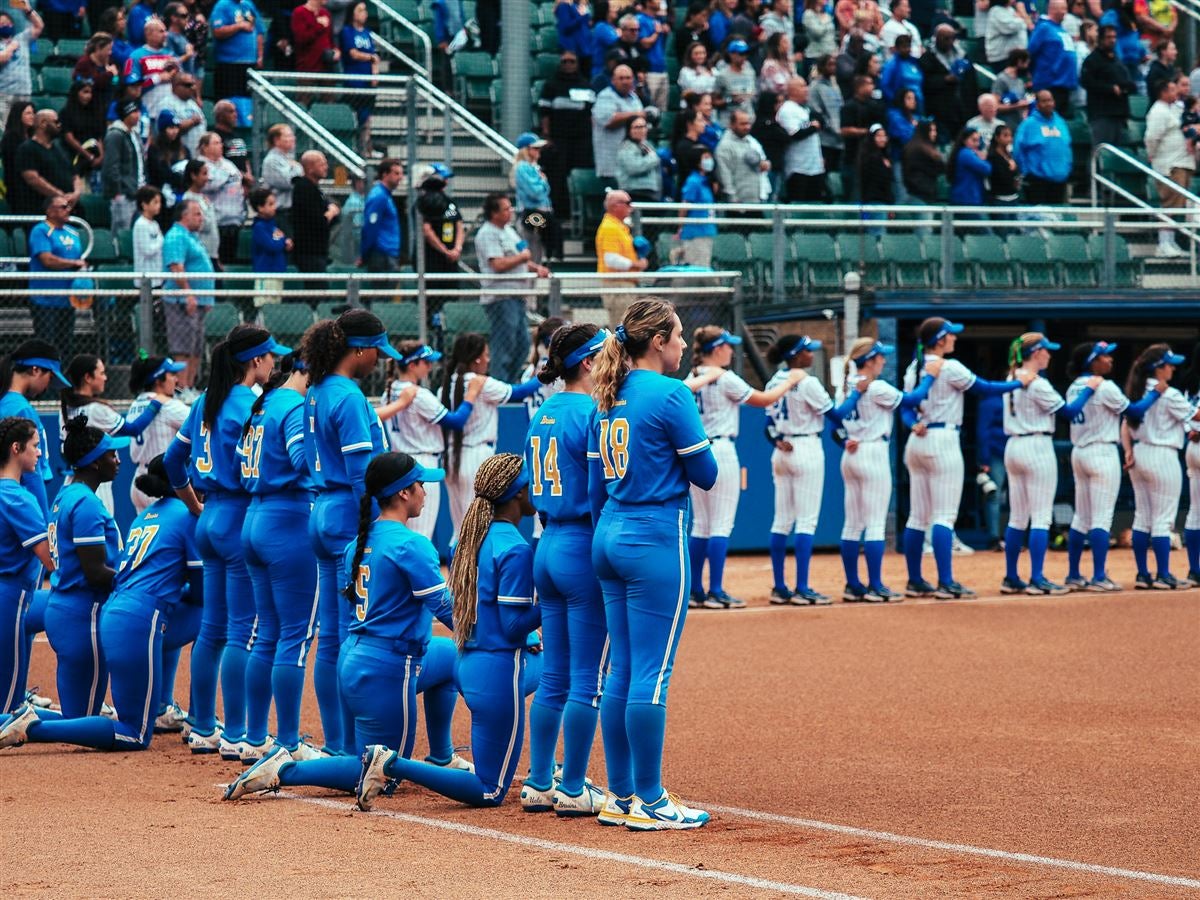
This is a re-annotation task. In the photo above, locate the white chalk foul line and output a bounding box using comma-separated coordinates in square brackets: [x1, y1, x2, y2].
[274, 791, 866, 900]
[702, 804, 1200, 891]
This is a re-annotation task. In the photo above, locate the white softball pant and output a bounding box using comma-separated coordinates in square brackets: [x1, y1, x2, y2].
[770, 435, 824, 536]
[445, 442, 495, 537]
[1130, 443, 1182, 537]
[1070, 443, 1121, 533]
[690, 438, 740, 538]
[1005, 434, 1057, 531]
[903, 428, 963, 532]
[841, 440, 891, 542]
[407, 452, 443, 541]
[1187, 442, 1200, 531]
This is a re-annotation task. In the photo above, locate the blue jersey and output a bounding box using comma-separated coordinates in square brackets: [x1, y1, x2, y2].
[29, 222, 84, 309]
[464, 522, 540, 652]
[525, 391, 594, 523]
[340, 25, 375, 77]
[588, 370, 711, 504]
[0, 479, 48, 578]
[173, 386, 257, 493]
[240, 387, 311, 494]
[304, 376, 386, 491]
[49, 482, 121, 595]
[0, 390, 52, 512]
[342, 519, 452, 648]
[210, 0, 265, 64]
[111, 496, 201, 611]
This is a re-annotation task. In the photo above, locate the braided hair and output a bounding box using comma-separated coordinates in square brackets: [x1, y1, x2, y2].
[301, 308, 387, 386]
[592, 298, 677, 413]
[539, 323, 600, 385]
[133, 453, 172, 499]
[0, 416, 38, 466]
[439, 333, 488, 477]
[0, 339, 63, 395]
[1005, 332, 1045, 416]
[205, 324, 272, 429]
[343, 452, 421, 604]
[62, 413, 106, 468]
[449, 452, 526, 649]
[529, 316, 566, 370]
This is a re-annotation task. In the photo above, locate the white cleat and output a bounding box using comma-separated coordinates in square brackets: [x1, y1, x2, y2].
[596, 792, 636, 826]
[100, 702, 118, 720]
[239, 738, 276, 765]
[355, 744, 395, 812]
[625, 792, 711, 831]
[219, 736, 247, 761]
[154, 702, 188, 734]
[428, 751, 475, 774]
[187, 728, 222, 754]
[223, 745, 292, 800]
[520, 781, 558, 812]
[0, 704, 38, 749]
[286, 740, 324, 761]
[553, 782, 606, 817]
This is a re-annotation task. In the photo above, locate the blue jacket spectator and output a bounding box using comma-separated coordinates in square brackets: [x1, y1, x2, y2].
[592, 3, 619, 62]
[556, 1, 594, 69]
[361, 160, 403, 267]
[210, 0, 265, 65]
[127, 0, 157, 47]
[1028, 13, 1078, 92]
[880, 40, 924, 107]
[250, 198, 289, 274]
[1013, 103, 1072, 183]
[431, 0, 465, 46]
[680, 169, 717, 240]
[886, 103, 918, 162]
[514, 159, 552, 211]
[948, 131, 992, 205]
[1098, 8, 1143, 68]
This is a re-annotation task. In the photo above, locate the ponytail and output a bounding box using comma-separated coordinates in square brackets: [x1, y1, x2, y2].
[205, 324, 270, 429]
[59, 354, 109, 424]
[241, 352, 301, 439]
[845, 336, 875, 395]
[593, 298, 677, 413]
[439, 332, 487, 477]
[343, 490, 375, 604]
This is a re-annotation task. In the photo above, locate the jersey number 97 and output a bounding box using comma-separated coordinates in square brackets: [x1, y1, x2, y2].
[240, 425, 265, 480]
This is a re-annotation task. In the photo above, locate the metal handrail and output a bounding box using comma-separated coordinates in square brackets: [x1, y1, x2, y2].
[1170, 0, 1200, 23]
[248, 70, 366, 178]
[408, 69, 518, 161]
[0, 215, 94, 265]
[366, 0, 433, 76]
[972, 62, 996, 84]
[1089, 143, 1200, 254]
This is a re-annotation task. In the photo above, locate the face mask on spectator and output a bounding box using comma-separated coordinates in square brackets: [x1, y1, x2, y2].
[0, 25, 15, 38]
[700, 157, 715, 173]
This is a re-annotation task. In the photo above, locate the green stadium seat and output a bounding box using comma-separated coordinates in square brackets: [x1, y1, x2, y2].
[531, 27, 558, 53]
[236, 228, 253, 263]
[1123, 120, 1145, 147]
[655, 231, 678, 262]
[115, 228, 133, 262]
[54, 38, 89, 59]
[835, 231, 886, 284]
[374, 302, 420, 340]
[79, 193, 111, 229]
[791, 232, 840, 292]
[534, 53, 560, 80]
[384, 0, 422, 20]
[29, 41, 52, 68]
[1086, 233, 1141, 287]
[923, 232, 972, 289]
[1005, 234, 1057, 288]
[260, 303, 315, 345]
[881, 233, 931, 288]
[567, 168, 615, 236]
[11, 228, 27, 258]
[1046, 234, 1098, 288]
[440, 300, 490, 336]
[711, 233, 752, 281]
[87, 228, 118, 263]
[205, 302, 242, 338]
[454, 52, 498, 105]
[532, 5, 556, 27]
[40, 66, 75, 97]
[1128, 94, 1149, 120]
[963, 234, 1014, 288]
[748, 231, 782, 291]
[0, 230, 13, 259]
[309, 103, 358, 146]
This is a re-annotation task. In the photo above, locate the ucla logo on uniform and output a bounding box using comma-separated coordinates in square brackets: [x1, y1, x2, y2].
[539, 415, 556, 425]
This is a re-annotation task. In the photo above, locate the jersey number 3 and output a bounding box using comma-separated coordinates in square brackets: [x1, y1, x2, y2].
[597, 417, 630, 480]
[528, 435, 563, 497]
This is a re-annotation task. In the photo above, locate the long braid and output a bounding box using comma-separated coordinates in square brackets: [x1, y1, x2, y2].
[440, 333, 486, 478]
[343, 491, 376, 604]
[448, 452, 525, 649]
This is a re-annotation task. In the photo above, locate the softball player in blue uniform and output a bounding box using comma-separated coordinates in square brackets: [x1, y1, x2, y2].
[301, 309, 398, 756]
[1123, 345, 1200, 590]
[43, 416, 124, 718]
[164, 325, 289, 755]
[585, 299, 717, 831]
[521, 318, 566, 549]
[520, 324, 609, 817]
[901, 318, 1033, 599]
[1063, 342, 1164, 592]
[838, 339, 939, 602]
[0, 418, 55, 715]
[239, 354, 320, 761]
[0, 340, 70, 516]
[0, 455, 203, 751]
[355, 453, 543, 811]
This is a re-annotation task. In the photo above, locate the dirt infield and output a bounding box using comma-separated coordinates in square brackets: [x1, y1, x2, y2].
[4, 550, 1198, 898]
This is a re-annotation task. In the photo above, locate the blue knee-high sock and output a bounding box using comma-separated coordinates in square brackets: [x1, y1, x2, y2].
[903, 528, 925, 583]
[189, 639, 223, 734]
[1089, 529, 1111, 581]
[840, 539, 862, 588]
[769, 532, 788, 590]
[864, 540, 886, 589]
[1066, 528, 1086, 580]
[688, 537, 708, 595]
[312, 658, 342, 753]
[559, 700, 600, 796]
[421, 684, 458, 764]
[243, 655, 273, 744]
[278, 756, 362, 792]
[385, 754, 489, 806]
[526, 700, 563, 790]
[931, 524, 954, 585]
[272, 664, 305, 749]
[793, 533, 814, 592]
[1132, 529, 1151, 576]
[707, 537, 729, 594]
[1029, 528, 1049, 582]
[599, 693, 633, 798]
[1152, 536, 1172, 578]
[219, 644, 251, 741]
[625, 702, 667, 802]
[339, 693, 358, 757]
[158, 645, 182, 714]
[1185, 529, 1200, 574]
[1004, 527, 1024, 581]
[28, 715, 116, 750]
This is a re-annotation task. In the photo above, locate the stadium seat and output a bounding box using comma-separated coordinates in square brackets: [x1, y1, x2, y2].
[440, 300, 490, 336]
[531, 27, 558, 53]
[534, 53, 560, 80]
[655, 231, 678, 262]
[1046, 234, 1098, 288]
[963, 234, 1014, 288]
[236, 228, 253, 263]
[259, 303, 315, 345]
[881, 233, 932, 288]
[567, 168, 615, 236]
[54, 38, 89, 59]
[29, 41, 52, 67]
[79, 194, 111, 229]
[748, 231, 782, 292]
[454, 52, 498, 106]
[1005, 234, 1057, 288]
[711, 233, 752, 281]
[373, 302, 420, 340]
[835, 232, 886, 284]
[923, 232, 972, 289]
[40, 66, 75, 98]
[87, 228, 119, 263]
[1128, 94, 1149, 119]
[309, 103, 359, 147]
[791, 232, 840, 292]
[1086, 233, 1141, 287]
[205, 302, 242, 338]
[115, 228, 133, 263]
[0, 230, 13, 260]
[11, 228, 27, 258]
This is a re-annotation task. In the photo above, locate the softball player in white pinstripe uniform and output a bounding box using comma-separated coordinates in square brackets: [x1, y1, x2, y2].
[902, 318, 1033, 600]
[1123, 344, 1200, 590]
[126, 357, 190, 513]
[687, 327, 805, 610]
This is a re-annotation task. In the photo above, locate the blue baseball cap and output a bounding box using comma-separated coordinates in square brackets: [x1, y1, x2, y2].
[1022, 336, 1061, 356]
[853, 341, 894, 366]
[234, 335, 292, 362]
[13, 356, 70, 387]
[400, 344, 442, 366]
[430, 162, 454, 179]
[346, 332, 403, 361]
[1147, 348, 1186, 370]
[727, 39, 750, 54]
[147, 356, 187, 384]
[515, 131, 548, 150]
[74, 432, 130, 469]
[701, 330, 743, 354]
[784, 335, 822, 359]
[925, 320, 964, 346]
[378, 458, 445, 498]
[1084, 341, 1117, 368]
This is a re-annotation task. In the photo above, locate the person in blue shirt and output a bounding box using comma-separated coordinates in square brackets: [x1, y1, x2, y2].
[880, 34, 924, 109]
[361, 158, 404, 275]
[355, 453, 543, 811]
[126, 0, 157, 46]
[1013, 90, 1073, 205]
[679, 150, 718, 266]
[587, 298, 718, 830]
[238, 353, 318, 760]
[162, 199, 217, 388]
[0, 340, 70, 515]
[557, 0, 594, 74]
[520, 324, 610, 817]
[300, 308, 400, 756]
[28, 197, 87, 362]
[340, 1, 378, 152]
[249, 187, 292, 275]
[636, 4, 669, 109]
[947, 127, 992, 207]
[164, 324, 289, 757]
[0, 417, 55, 717]
[1027, 0, 1078, 116]
[0, 454, 203, 751]
[886, 89, 920, 167]
[975, 391, 1009, 551]
[43, 415, 125, 719]
[209, 0, 265, 100]
[222, 451, 476, 799]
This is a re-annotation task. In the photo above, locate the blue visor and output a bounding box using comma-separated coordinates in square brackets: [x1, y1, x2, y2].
[1023, 337, 1061, 356]
[346, 332, 403, 361]
[853, 341, 894, 366]
[147, 357, 187, 385]
[1085, 341, 1117, 367]
[401, 344, 442, 366]
[1149, 350, 1187, 370]
[378, 460, 446, 498]
[927, 321, 965, 346]
[497, 464, 530, 504]
[563, 329, 610, 369]
[785, 336, 822, 359]
[74, 433, 130, 469]
[13, 356, 70, 387]
[234, 336, 292, 363]
[701, 330, 743, 354]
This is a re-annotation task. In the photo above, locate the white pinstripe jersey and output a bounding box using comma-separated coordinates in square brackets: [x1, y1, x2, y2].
[766, 369, 832, 435]
[384, 379, 449, 456]
[696, 369, 753, 437]
[903, 356, 976, 426]
[1002, 375, 1064, 436]
[844, 379, 901, 442]
[521, 358, 562, 420]
[1131, 380, 1195, 449]
[1067, 377, 1128, 446]
[448, 373, 512, 445]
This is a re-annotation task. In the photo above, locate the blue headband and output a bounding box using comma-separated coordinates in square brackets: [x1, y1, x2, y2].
[496, 465, 529, 504]
[1084, 341, 1116, 368]
[701, 330, 743, 354]
[563, 330, 611, 369]
[1022, 337, 1061, 357]
[614, 325, 628, 344]
[146, 357, 187, 385]
[13, 356, 69, 386]
[378, 461, 445, 497]
[234, 336, 292, 362]
[853, 341, 894, 366]
[400, 344, 442, 366]
[346, 332, 403, 360]
[785, 336, 822, 359]
[926, 321, 964, 347]
[73, 432, 129, 469]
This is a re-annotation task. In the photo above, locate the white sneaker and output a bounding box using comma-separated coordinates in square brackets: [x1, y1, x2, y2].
[219, 736, 247, 761]
[286, 740, 324, 761]
[952, 535, 975, 555]
[520, 781, 558, 812]
[239, 738, 275, 765]
[100, 702, 118, 720]
[223, 745, 293, 800]
[188, 728, 222, 754]
[0, 704, 38, 749]
[596, 792, 636, 826]
[428, 752, 474, 773]
[355, 744, 395, 812]
[154, 703, 188, 734]
[24, 686, 57, 710]
[625, 792, 711, 831]
[553, 782, 606, 817]
[1157, 241, 1185, 258]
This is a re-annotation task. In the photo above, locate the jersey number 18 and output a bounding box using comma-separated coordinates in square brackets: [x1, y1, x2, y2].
[597, 417, 630, 480]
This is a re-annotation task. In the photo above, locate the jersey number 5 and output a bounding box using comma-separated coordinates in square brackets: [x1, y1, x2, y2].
[528, 435, 563, 497]
[597, 417, 630, 479]
[354, 564, 370, 622]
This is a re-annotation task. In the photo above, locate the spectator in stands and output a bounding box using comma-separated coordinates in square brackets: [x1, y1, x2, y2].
[758, 33, 795, 98]
[99, 8, 134, 74]
[11, 109, 78, 218]
[880, 34, 923, 110]
[947, 127, 991, 206]
[1, 100, 33, 191]
[716, 109, 771, 203]
[751, 89, 788, 199]
[837, 0, 884, 36]
[164, 4, 198, 75]
[882, 0, 923, 57]
[802, 0, 837, 61]
[556, 0, 595, 76]
[512, 132, 563, 264]
[1145, 39, 1179, 101]
[60, 80, 106, 191]
[678, 41, 716, 103]
[985, 123, 1020, 211]
[677, 148, 717, 267]
[102, 100, 146, 232]
[431, 0, 467, 87]
[132, 185, 164, 286]
[1013, 89, 1072, 204]
[984, 0, 1030, 69]
[1099, 0, 1158, 91]
[362, 157, 404, 276]
[966, 93, 1002, 149]
[212, 99, 252, 179]
[1080, 25, 1134, 150]
[1145, 76, 1193, 258]
[211, 0, 265, 100]
[249, 186, 291, 295]
[162, 198, 214, 386]
[920, 24, 976, 140]
[887, 88, 919, 184]
[39, 0, 82, 43]
[292, 149, 339, 285]
[29, 196, 86, 356]
[538, 51, 595, 213]
[261, 123, 303, 236]
[810, 55, 844, 179]
[128, 0, 157, 46]
[414, 163, 463, 294]
[72, 34, 120, 115]
[181, 158, 220, 263]
[708, 0, 737, 47]
[591, 63, 644, 178]
[615, 115, 662, 201]
[475, 192, 551, 382]
[636, 0, 671, 111]
[673, 107, 708, 184]
[341, 1, 379, 154]
[858, 125, 893, 221]
[713, 39, 755, 127]
[779, 77, 826, 202]
[840, 74, 884, 199]
[197, 131, 245, 263]
[147, 112, 187, 198]
[1062, 0, 1085, 39]
[161, 73, 204, 157]
[1148, 0, 1177, 38]
[1028, 0, 1078, 118]
[126, 17, 182, 124]
[0, 1, 42, 128]
[293, 0, 339, 91]
[613, 14, 650, 84]
[595, 189, 646, 325]
[729, 0, 764, 47]
[902, 119, 943, 204]
[181, 0, 211, 82]
[676, 1, 715, 65]
[836, 31, 866, 96]
[993, 48, 1032, 130]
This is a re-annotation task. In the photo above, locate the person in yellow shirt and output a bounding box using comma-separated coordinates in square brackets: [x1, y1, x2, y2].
[595, 190, 648, 325]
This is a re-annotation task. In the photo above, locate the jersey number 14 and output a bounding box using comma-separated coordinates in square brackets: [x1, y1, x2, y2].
[528, 435, 563, 497]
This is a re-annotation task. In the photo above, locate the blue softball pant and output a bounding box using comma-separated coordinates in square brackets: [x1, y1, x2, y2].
[309, 488, 358, 755]
[1, 577, 37, 714]
[242, 492, 319, 748]
[192, 492, 253, 739]
[43, 589, 108, 719]
[527, 520, 608, 795]
[592, 499, 691, 803]
[160, 599, 201, 715]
